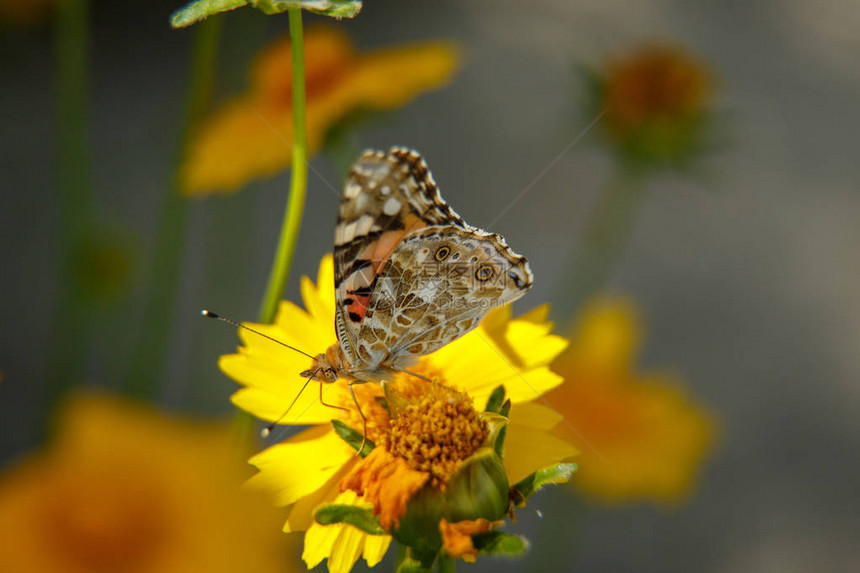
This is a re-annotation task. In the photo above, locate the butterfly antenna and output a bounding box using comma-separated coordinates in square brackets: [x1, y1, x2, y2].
[261, 374, 316, 438]
[200, 310, 315, 360]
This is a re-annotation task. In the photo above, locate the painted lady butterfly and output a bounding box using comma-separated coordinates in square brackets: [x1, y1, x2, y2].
[303, 147, 533, 407]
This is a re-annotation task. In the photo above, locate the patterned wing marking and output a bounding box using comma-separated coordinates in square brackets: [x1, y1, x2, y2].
[333, 147, 470, 365]
[351, 225, 533, 373]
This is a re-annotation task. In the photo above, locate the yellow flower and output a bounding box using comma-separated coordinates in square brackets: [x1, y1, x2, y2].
[219, 255, 578, 571]
[183, 27, 460, 195]
[546, 298, 718, 504]
[586, 44, 715, 167]
[0, 393, 294, 573]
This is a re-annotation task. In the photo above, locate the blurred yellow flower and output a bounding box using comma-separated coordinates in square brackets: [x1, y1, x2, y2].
[546, 298, 718, 504]
[183, 27, 460, 195]
[586, 44, 715, 167]
[219, 255, 578, 571]
[0, 393, 293, 573]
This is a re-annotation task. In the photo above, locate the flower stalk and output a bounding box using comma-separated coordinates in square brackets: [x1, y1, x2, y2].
[46, 0, 93, 412]
[125, 19, 222, 399]
[554, 163, 646, 321]
[257, 7, 307, 324]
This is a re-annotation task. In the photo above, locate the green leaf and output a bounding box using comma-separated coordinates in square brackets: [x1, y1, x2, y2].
[512, 463, 577, 502]
[485, 385, 506, 413]
[171, 0, 249, 28]
[254, 0, 361, 18]
[472, 531, 530, 557]
[170, 0, 361, 28]
[331, 419, 375, 457]
[314, 504, 386, 535]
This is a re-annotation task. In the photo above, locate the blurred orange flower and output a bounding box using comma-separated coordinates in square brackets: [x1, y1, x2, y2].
[182, 27, 460, 195]
[587, 44, 715, 167]
[0, 393, 294, 573]
[0, 0, 53, 25]
[547, 298, 718, 504]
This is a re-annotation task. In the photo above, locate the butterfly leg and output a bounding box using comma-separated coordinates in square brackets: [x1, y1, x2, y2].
[347, 381, 369, 456]
[395, 367, 434, 383]
[318, 379, 350, 413]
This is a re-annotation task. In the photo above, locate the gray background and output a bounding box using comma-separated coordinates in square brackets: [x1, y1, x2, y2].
[2, 0, 859, 571]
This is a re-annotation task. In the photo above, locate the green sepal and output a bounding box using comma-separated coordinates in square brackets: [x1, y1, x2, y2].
[170, 0, 361, 28]
[331, 419, 375, 457]
[485, 385, 506, 413]
[511, 463, 577, 504]
[314, 504, 386, 535]
[395, 547, 438, 573]
[480, 412, 509, 459]
[472, 531, 530, 557]
[392, 447, 510, 553]
[498, 398, 512, 418]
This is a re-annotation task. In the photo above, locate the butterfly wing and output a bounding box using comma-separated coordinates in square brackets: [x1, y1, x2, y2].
[333, 147, 533, 376]
[355, 225, 533, 372]
[333, 147, 469, 365]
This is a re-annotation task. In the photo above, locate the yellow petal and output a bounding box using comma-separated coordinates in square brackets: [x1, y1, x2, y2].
[504, 404, 579, 484]
[221, 284, 338, 424]
[549, 361, 718, 503]
[425, 321, 565, 406]
[284, 461, 355, 533]
[302, 490, 392, 572]
[565, 297, 641, 376]
[252, 27, 355, 106]
[226, 367, 336, 426]
[502, 315, 568, 369]
[328, 525, 366, 573]
[247, 426, 352, 507]
[182, 100, 295, 195]
[299, 254, 336, 323]
[361, 533, 391, 567]
[350, 42, 461, 109]
[181, 29, 460, 195]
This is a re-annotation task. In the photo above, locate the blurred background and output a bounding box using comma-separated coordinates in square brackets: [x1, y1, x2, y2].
[2, 0, 859, 572]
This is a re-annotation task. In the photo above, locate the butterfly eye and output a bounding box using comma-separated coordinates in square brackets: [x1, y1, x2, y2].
[434, 246, 451, 261]
[475, 264, 495, 282]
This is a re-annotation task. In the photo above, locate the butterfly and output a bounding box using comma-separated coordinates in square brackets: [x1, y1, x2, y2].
[302, 147, 533, 430]
[205, 147, 533, 443]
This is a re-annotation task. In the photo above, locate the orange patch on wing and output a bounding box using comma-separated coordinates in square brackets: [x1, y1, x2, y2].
[346, 294, 371, 321]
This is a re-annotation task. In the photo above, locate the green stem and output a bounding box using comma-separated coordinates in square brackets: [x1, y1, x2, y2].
[554, 163, 648, 322]
[46, 0, 93, 412]
[125, 20, 221, 399]
[436, 555, 456, 573]
[257, 7, 308, 324]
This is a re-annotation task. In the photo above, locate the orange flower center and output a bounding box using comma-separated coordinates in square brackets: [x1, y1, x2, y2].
[340, 374, 489, 530]
[604, 45, 712, 133]
[382, 376, 488, 488]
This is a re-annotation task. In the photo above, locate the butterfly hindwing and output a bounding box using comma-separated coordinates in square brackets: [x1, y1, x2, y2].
[354, 226, 532, 371]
